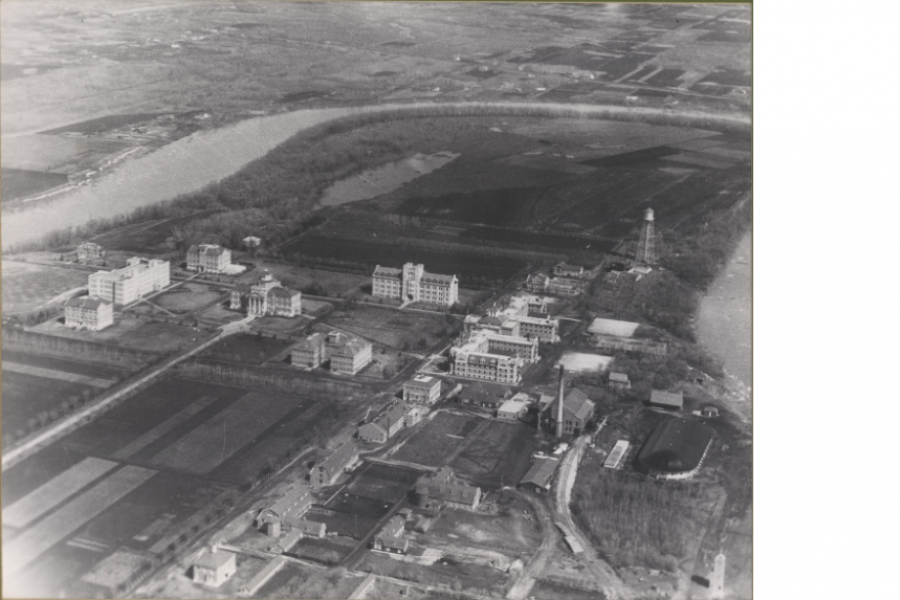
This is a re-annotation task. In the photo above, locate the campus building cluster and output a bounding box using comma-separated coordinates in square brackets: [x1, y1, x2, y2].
[526, 262, 594, 296]
[88, 256, 171, 305]
[231, 272, 302, 317]
[372, 262, 459, 307]
[291, 331, 373, 376]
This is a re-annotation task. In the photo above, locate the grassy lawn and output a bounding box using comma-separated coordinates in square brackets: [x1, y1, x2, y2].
[391, 412, 483, 468]
[151, 283, 224, 314]
[200, 332, 294, 365]
[322, 304, 454, 350]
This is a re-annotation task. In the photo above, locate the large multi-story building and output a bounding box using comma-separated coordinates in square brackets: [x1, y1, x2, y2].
[291, 331, 372, 375]
[464, 292, 559, 343]
[372, 263, 459, 306]
[186, 244, 232, 273]
[76, 242, 105, 262]
[451, 331, 526, 384]
[64, 296, 114, 331]
[230, 272, 302, 317]
[88, 257, 170, 305]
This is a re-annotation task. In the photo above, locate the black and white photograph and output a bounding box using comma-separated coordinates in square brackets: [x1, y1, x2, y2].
[1, 1, 753, 598]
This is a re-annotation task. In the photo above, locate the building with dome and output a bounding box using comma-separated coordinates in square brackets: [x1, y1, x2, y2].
[230, 271, 302, 317]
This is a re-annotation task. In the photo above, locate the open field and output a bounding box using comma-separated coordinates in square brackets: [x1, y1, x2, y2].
[199, 333, 294, 365]
[344, 462, 422, 504]
[152, 283, 223, 314]
[31, 314, 207, 354]
[313, 493, 394, 541]
[427, 491, 542, 555]
[148, 391, 300, 475]
[323, 305, 453, 350]
[0, 261, 88, 313]
[391, 412, 484, 468]
[1, 349, 129, 381]
[449, 421, 539, 489]
[0, 168, 70, 201]
[232, 262, 369, 299]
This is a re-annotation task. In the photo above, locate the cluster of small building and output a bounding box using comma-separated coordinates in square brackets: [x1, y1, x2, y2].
[525, 262, 594, 296]
[291, 330, 373, 376]
[450, 291, 559, 384]
[372, 262, 459, 307]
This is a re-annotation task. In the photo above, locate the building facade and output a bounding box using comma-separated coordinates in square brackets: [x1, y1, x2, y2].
[415, 468, 482, 510]
[451, 340, 522, 384]
[88, 257, 170, 305]
[358, 404, 410, 444]
[291, 331, 372, 375]
[545, 389, 596, 436]
[311, 441, 359, 488]
[192, 549, 236, 588]
[372, 262, 459, 306]
[291, 333, 326, 368]
[330, 339, 373, 376]
[402, 375, 442, 405]
[64, 296, 114, 331]
[230, 272, 302, 317]
[76, 242, 105, 262]
[186, 244, 232, 273]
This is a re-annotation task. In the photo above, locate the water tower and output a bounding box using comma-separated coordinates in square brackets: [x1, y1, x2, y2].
[635, 208, 657, 265]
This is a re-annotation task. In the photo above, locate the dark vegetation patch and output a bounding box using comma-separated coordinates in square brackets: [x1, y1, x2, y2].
[278, 90, 328, 103]
[1, 350, 128, 380]
[41, 114, 160, 135]
[466, 68, 501, 80]
[0, 168, 69, 201]
[460, 225, 617, 255]
[344, 462, 421, 503]
[284, 235, 525, 281]
[200, 333, 293, 365]
[449, 421, 538, 489]
[599, 54, 657, 80]
[531, 580, 607, 600]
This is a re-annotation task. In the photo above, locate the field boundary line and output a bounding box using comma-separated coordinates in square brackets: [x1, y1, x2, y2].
[1, 360, 116, 388]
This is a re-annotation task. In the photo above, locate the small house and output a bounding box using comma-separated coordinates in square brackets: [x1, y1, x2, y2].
[608, 372, 631, 391]
[192, 548, 236, 588]
[403, 375, 442, 405]
[311, 441, 359, 488]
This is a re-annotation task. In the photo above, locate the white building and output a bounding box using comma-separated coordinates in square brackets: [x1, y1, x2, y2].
[64, 296, 114, 331]
[451, 334, 523, 384]
[403, 375, 442, 405]
[186, 244, 232, 273]
[372, 263, 459, 306]
[88, 257, 170, 305]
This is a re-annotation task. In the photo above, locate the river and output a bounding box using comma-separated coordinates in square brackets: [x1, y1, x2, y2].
[696, 230, 752, 387]
[0, 101, 749, 251]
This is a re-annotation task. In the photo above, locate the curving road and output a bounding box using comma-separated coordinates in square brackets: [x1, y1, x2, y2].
[2, 100, 749, 251]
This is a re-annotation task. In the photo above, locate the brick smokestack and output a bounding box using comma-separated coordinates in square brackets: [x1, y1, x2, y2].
[556, 365, 565, 438]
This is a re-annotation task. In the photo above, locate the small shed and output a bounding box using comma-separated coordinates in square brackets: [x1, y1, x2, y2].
[649, 390, 684, 410]
[608, 372, 631, 391]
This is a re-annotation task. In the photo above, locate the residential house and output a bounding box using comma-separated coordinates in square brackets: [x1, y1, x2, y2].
[192, 548, 236, 588]
[291, 333, 326, 368]
[371, 516, 408, 554]
[358, 404, 411, 444]
[608, 372, 631, 391]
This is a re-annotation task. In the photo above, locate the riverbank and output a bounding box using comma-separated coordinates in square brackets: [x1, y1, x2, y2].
[1, 101, 749, 252]
[697, 230, 752, 388]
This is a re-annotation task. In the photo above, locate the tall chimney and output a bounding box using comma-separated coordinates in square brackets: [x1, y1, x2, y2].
[556, 365, 565, 438]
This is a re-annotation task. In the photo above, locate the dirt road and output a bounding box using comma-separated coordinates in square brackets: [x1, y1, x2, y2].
[1, 101, 749, 251]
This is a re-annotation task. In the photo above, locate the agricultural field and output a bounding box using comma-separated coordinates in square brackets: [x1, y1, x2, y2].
[0, 371, 344, 596]
[449, 421, 539, 489]
[1, 261, 88, 314]
[322, 305, 454, 351]
[391, 412, 486, 468]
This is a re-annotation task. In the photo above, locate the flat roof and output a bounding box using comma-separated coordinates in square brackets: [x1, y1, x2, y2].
[587, 318, 640, 337]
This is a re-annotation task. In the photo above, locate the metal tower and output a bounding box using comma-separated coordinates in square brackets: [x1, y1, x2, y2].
[635, 208, 657, 265]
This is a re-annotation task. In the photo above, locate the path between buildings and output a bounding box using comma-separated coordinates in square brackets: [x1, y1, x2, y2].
[1, 314, 256, 470]
[554, 435, 635, 600]
[505, 489, 559, 600]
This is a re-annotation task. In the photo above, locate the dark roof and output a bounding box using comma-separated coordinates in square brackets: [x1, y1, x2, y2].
[609, 372, 630, 383]
[294, 333, 325, 352]
[373, 266, 402, 278]
[519, 456, 559, 489]
[379, 404, 410, 429]
[268, 286, 299, 299]
[637, 417, 713, 473]
[650, 390, 683, 408]
[550, 389, 595, 422]
[65, 295, 110, 310]
[317, 441, 358, 473]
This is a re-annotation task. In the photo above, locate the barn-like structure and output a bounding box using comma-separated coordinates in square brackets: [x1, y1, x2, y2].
[636, 417, 713, 478]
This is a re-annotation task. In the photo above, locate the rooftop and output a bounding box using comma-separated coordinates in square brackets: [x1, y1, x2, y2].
[519, 456, 559, 489]
[650, 390, 684, 408]
[65, 295, 111, 310]
[194, 549, 235, 570]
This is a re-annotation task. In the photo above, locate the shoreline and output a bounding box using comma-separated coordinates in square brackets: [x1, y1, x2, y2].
[696, 229, 752, 389]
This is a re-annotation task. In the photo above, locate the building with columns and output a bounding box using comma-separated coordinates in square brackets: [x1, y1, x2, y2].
[230, 271, 301, 317]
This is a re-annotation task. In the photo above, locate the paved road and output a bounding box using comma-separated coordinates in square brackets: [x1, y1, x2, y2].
[1, 314, 256, 470]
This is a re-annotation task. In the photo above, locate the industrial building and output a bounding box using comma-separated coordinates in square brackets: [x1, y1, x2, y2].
[64, 296, 114, 331]
[372, 262, 459, 307]
[88, 257, 170, 305]
[518, 456, 560, 494]
[544, 387, 596, 437]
